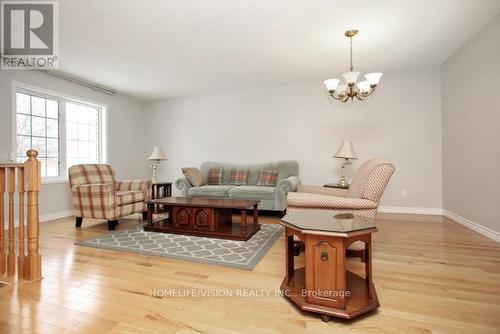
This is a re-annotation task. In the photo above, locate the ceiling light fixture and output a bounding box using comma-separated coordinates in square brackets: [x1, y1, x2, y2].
[324, 29, 383, 102]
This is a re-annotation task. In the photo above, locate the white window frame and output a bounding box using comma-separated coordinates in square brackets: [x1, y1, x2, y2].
[12, 81, 108, 184]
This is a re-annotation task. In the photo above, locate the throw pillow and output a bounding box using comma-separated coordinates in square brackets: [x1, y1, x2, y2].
[230, 168, 249, 185]
[257, 170, 279, 187]
[208, 167, 224, 185]
[181, 167, 206, 187]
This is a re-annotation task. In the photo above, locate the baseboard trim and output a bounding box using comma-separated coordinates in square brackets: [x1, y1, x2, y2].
[40, 210, 74, 223]
[3, 210, 74, 229]
[444, 210, 500, 243]
[379, 206, 443, 215]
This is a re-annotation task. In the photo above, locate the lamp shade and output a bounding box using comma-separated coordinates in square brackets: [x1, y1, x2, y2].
[334, 141, 358, 159]
[342, 71, 360, 84]
[323, 78, 340, 91]
[357, 80, 370, 93]
[148, 146, 167, 160]
[365, 72, 383, 85]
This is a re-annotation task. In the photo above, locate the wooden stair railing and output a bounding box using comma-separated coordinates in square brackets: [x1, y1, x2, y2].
[0, 150, 42, 281]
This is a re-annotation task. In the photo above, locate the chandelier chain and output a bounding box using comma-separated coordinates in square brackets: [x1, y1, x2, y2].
[349, 36, 353, 71]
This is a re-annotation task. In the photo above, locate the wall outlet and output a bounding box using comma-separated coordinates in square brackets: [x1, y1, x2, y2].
[401, 190, 408, 198]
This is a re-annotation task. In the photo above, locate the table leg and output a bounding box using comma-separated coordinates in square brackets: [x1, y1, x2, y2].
[147, 203, 154, 226]
[253, 204, 259, 227]
[241, 209, 248, 235]
[286, 234, 295, 285]
[365, 236, 373, 299]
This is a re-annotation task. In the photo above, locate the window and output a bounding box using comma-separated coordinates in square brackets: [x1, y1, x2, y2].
[16, 93, 60, 177]
[14, 87, 106, 182]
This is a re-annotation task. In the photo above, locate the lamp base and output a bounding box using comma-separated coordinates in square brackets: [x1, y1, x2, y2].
[337, 160, 351, 188]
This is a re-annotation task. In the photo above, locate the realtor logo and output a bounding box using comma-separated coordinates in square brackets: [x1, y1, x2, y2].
[1, 0, 59, 69]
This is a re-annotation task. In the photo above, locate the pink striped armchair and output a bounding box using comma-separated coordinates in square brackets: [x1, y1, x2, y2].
[287, 159, 395, 254]
[69, 164, 151, 231]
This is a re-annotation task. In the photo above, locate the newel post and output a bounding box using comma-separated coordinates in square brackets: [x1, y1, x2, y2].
[23, 150, 42, 281]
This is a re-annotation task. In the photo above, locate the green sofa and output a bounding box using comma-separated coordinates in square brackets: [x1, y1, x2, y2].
[175, 161, 300, 212]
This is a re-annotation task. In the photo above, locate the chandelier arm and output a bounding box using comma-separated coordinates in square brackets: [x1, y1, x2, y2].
[360, 87, 376, 98]
[329, 91, 344, 101]
[355, 92, 365, 101]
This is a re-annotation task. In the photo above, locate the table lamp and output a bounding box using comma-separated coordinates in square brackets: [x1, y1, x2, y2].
[148, 146, 167, 183]
[333, 141, 358, 187]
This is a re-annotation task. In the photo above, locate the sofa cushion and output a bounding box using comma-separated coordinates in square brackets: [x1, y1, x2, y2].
[229, 168, 249, 185]
[188, 185, 234, 198]
[207, 168, 223, 185]
[257, 170, 279, 187]
[182, 167, 206, 187]
[229, 186, 275, 200]
[116, 191, 145, 206]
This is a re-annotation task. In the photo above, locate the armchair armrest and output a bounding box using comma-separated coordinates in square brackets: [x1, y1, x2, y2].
[277, 176, 301, 194]
[297, 185, 347, 197]
[175, 177, 192, 197]
[287, 192, 377, 210]
[116, 179, 151, 193]
[71, 183, 116, 218]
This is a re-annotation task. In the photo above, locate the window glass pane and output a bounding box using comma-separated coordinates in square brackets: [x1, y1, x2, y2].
[79, 141, 89, 158]
[66, 103, 78, 121]
[46, 158, 59, 177]
[32, 137, 46, 156]
[66, 121, 78, 140]
[47, 118, 58, 138]
[31, 96, 45, 117]
[32, 116, 46, 137]
[17, 135, 31, 157]
[89, 142, 97, 159]
[17, 114, 31, 135]
[79, 124, 89, 140]
[47, 138, 59, 157]
[17, 93, 30, 114]
[65, 101, 101, 167]
[89, 126, 98, 141]
[88, 108, 98, 125]
[67, 158, 78, 169]
[39, 158, 47, 177]
[67, 140, 78, 157]
[47, 100, 58, 119]
[78, 105, 89, 124]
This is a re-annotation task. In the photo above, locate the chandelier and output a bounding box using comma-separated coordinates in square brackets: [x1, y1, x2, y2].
[324, 30, 383, 102]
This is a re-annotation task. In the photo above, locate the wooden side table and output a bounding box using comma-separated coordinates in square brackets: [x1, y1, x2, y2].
[280, 212, 379, 321]
[151, 182, 172, 213]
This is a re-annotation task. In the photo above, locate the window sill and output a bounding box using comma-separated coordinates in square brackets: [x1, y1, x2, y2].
[42, 178, 68, 185]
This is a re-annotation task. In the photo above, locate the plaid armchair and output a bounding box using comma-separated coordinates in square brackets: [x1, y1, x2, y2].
[287, 159, 395, 253]
[69, 164, 151, 230]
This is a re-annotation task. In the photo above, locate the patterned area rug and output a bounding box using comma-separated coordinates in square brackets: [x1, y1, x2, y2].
[76, 224, 283, 270]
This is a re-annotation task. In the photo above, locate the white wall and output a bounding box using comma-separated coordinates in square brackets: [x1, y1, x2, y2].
[146, 68, 443, 209]
[0, 70, 150, 218]
[442, 14, 500, 234]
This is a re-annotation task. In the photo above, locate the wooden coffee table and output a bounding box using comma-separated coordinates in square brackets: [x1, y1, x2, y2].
[145, 197, 260, 241]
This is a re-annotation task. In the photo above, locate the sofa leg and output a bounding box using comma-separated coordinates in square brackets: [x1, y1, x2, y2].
[75, 217, 83, 228]
[108, 220, 118, 231]
[142, 211, 148, 220]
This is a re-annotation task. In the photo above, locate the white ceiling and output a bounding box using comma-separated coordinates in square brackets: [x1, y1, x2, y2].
[59, 0, 500, 101]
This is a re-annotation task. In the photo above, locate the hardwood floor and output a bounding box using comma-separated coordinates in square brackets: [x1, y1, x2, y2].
[1, 213, 500, 333]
